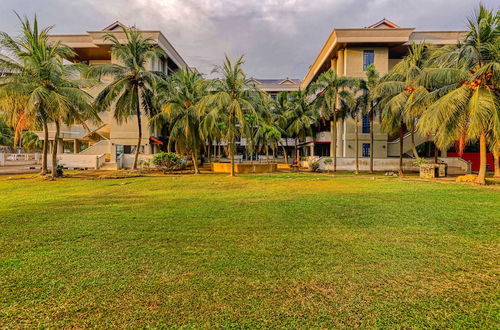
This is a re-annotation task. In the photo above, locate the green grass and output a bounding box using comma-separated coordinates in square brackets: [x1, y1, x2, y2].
[1, 173, 499, 328]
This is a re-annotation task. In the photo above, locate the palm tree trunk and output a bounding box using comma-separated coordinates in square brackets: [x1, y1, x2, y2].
[51, 120, 60, 178]
[192, 152, 200, 174]
[41, 120, 48, 175]
[282, 146, 288, 164]
[266, 146, 269, 163]
[493, 149, 500, 178]
[475, 131, 487, 185]
[207, 138, 212, 164]
[399, 120, 404, 176]
[333, 112, 337, 172]
[133, 89, 142, 170]
[167, 137, 172, 153]
[329, 119, 335, 157]
[294, 138, 298, 162]
[230, 137, 235, 177]
[434, 142, 439, 164]
[369, 109, 374, 174]
[355, 113, 359, 174]
[410, 127, 419, 160]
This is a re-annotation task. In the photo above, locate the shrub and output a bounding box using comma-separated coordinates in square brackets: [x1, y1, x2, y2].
[308, 160, 320, 172]
[413, 158, 428, 166]
[151, 152, 186, 172]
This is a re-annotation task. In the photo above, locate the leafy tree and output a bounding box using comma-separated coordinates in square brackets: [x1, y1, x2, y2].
[87, 25, 165, 170]
[199, 56, 258, 176]
[0, 14, 98, 177]
[284, 89, 317, 162]
[418, 5, 499, 184]
[156, 67, 207, 173]
[309, 69, 356, 171]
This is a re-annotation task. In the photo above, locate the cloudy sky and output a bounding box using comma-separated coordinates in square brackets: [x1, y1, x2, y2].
[0, 0, 496, 79]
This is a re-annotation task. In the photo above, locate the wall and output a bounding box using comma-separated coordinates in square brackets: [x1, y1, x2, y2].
[301, 156, 470, 175]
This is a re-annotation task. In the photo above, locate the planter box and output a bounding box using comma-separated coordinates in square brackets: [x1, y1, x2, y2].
[420, 163, 447, 178]
[212, 163, 277, 174]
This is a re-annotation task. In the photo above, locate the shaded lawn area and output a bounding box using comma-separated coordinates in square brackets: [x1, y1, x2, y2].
[0, 173, 499, 328]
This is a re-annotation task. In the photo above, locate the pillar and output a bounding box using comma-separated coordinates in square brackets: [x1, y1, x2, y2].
[309, 144, 314, 157]
[57, 138, 63, 154]
[73, 140, 80, 154]
[336, 49, 344, 76]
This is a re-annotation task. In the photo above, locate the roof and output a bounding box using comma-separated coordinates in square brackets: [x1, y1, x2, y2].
[254, 78, 301, 85]
[366, 18, 400, 29]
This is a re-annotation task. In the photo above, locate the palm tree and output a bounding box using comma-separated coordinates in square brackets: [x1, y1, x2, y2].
[375, 43, 432, 175]
[0, 14, 97, 178]
[364, 64, 381, 173]
[309, 69, 356, 171]
[199, 56, 258, 176]
[155, 67, 206, 174]
[284, 90, 317, 162]
[342, 80, 368, 174]
[418, 5, 499, 184]
[87, 25, 166, 170]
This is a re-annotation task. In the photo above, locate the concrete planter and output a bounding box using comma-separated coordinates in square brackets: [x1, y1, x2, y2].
[419, 163, 447, 178]
[212, 163, 277, 174]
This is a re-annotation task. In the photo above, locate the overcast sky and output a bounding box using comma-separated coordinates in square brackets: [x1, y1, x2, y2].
[0, 0, 496, 79]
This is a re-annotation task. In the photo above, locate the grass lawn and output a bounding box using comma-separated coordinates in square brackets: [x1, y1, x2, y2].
[1, 173, 499, 328]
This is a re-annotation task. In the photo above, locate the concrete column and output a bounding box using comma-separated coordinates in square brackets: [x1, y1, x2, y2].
[73, 140, 80, 154]
[336, 49, 344, 76]
[309, 144, 314, 157]
[57, 138, 63, 154]
[0, 153, 5, 166]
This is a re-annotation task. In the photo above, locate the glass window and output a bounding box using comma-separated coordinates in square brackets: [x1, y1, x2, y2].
[362, 143, 370, 157]
[363, 50, 374, 71]
[362, 115, 370, 133]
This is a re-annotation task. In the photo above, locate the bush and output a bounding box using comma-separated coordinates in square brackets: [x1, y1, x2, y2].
[151, 152, 186, 172]
[308, 160, 320, 172]
[456, 174, 477, 183]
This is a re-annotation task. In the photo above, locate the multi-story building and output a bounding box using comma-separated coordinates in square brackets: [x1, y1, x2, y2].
[299, 19, 465, 160]
[39, 21, 188, 166]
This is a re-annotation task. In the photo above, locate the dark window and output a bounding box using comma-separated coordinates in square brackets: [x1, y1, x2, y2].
[363, 50, 374, 71]
[362, 143, 370, 157]
[362, 115, 370, 133]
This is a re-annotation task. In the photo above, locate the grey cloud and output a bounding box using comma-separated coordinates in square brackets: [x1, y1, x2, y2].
[0, 0, 497, 79]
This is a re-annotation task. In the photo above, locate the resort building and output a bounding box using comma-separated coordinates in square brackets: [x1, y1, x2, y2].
[38, 22, 188, 167]
[299, 19, 466, 160]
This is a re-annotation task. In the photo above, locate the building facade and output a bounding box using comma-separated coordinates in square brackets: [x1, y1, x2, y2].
[299, 19, 465, 159]
[38, 22, 188, 165]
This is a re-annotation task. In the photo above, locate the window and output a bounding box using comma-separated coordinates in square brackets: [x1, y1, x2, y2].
[363, 50, 374, 71]
[362, 143, 370, 157]
[270, 93, 277, 100]
[362, 115, 370, 133]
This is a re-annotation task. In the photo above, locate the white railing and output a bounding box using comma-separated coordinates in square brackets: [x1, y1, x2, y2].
[0, 153, 41, 166]
[96, 154, 106, 169]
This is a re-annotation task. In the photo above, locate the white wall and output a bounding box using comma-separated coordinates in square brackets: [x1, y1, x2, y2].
[301, 156, 470, 175]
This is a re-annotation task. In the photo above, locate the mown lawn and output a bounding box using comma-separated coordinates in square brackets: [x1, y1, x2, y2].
[0, 173, 499, 328]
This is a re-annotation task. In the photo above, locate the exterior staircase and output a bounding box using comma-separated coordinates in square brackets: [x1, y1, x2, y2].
[387, 131, 429, 157]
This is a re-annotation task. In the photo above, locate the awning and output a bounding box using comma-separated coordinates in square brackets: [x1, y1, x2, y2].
[150, 136, 166, 145]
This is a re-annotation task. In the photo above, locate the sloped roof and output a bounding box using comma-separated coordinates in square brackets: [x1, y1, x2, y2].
[366, 18, 400, 29]
[255, 78, 301, 85]
[102, 21, 126, 31]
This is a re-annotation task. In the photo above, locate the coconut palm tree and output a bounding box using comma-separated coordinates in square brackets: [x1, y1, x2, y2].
[284, 89, 317, 162]
[87, 25, 166, 170]
[418, 5, 499, 184]
[309, 69, 356, 171]
[0, 14, 98, 178]
[342, 80, 368, 174]
[155, 67, 207, 174]
[363, 64, 381, 173]
[199, 56, 258, 176]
